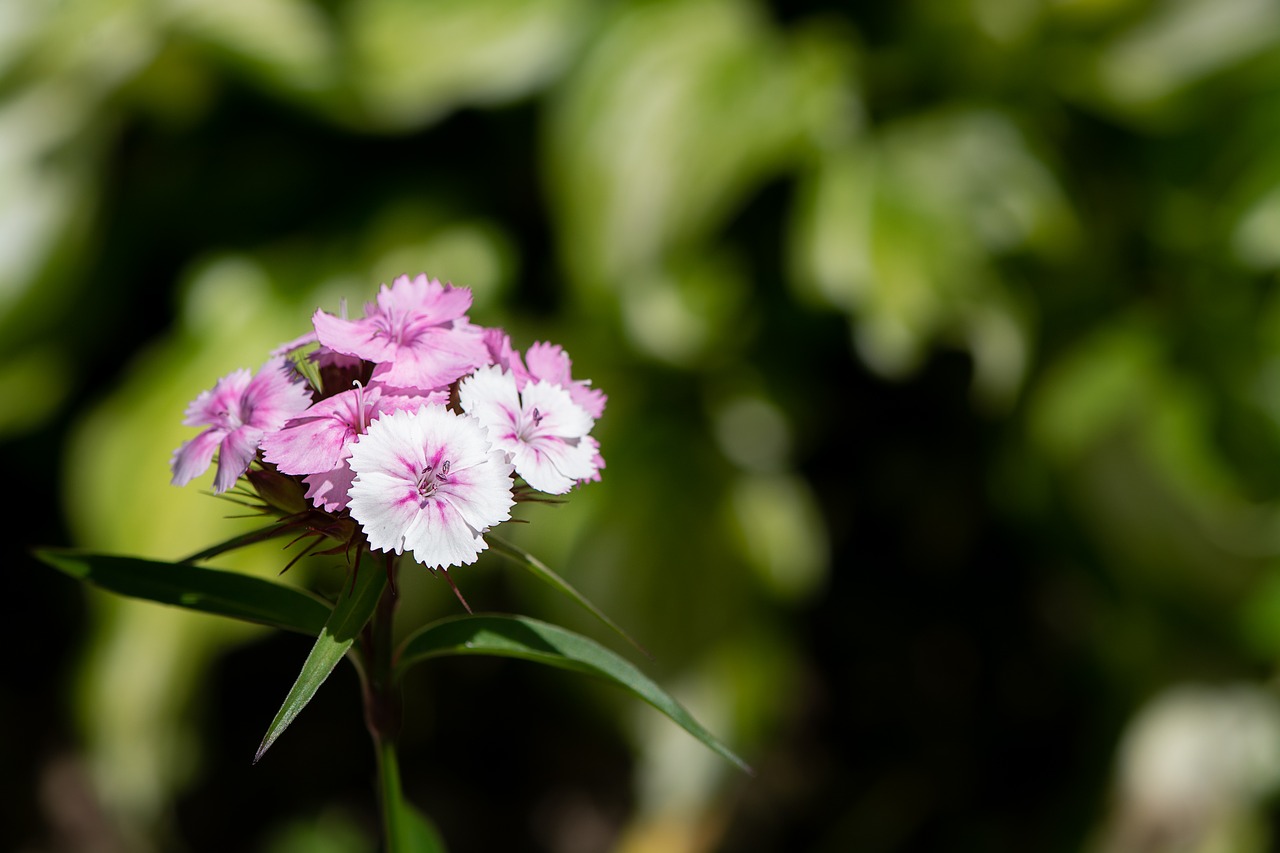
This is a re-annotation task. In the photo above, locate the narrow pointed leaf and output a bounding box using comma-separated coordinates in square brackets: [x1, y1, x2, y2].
[255, 564, 386, 762]
[180, 523, 296, 563]
[394, 614, 752, 775]
[488, 534, 649, 658]
[35, 549, 331, 635]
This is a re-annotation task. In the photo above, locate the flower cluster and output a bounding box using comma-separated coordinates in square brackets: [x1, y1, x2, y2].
[171, 274, 605, 572]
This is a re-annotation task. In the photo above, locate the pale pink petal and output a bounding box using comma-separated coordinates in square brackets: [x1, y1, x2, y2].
[262, 417, 352, 475]
[523, 341, 606, 418]
[524, 342, 572, 386]
[170, 430, 223, 487]
[262, 387, 373, 475]
[183, 369, 251, 427]
[372, 390, 448, 417]
[583, 435, 605, 483]
[568, 384, 607, 420]
[244, 357, 314, 430]
[368, 322, 490, 390]
[304, 463, 356, 512]
[313, 308, 395, 363]
[214, 427, 263, 493]
[316, 276, 490, 391]
[481, 328, 527, 380]
[377, 274, 473, 322]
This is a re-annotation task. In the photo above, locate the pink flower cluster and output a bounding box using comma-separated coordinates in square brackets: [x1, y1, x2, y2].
[171, 274, 606, 570]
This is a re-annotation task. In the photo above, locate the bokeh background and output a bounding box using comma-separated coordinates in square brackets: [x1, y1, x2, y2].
[10, 0, 1280, 850]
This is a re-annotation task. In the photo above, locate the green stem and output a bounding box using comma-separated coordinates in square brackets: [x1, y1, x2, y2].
[376, 731, 407, 851]
[361, 554, 406, 851]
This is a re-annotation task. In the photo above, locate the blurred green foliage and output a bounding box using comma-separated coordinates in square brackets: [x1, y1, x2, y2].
[11, 0, 1280, 851]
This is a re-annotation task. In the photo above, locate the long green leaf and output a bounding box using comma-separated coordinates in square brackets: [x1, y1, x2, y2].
[488, 533, 649, 658]
[255, 564, 387, 762]
[180, 523, 295, 563]
[35, 549, 331, 636]
[394, 614, 753, 775]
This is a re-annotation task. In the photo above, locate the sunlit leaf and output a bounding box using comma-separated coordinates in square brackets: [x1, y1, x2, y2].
[488, 533, 649, 658]
[256, 563, 387, 762]
[35, 549, 331, 636]
[394, 614, 752, 774]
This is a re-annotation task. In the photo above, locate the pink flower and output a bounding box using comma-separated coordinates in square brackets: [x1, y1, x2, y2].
[263, 384, 446, 511]
[346, 405, 515, 569]
[481, 328, 522, 373]
[304, 463, 356, 514]
[523, 341, 607, 419]
[262, 385, 440, 475]
[481, 334, 607, 418]
[458, 365, 600, 494]
[171, 357, 313, 493]
[312, 274, 489, 392]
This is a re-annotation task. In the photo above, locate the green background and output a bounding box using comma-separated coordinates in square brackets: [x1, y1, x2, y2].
[10, 0, 1280, 850]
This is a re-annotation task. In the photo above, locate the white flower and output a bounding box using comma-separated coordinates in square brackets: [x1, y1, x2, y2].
[346, 405, 515, 570]
[458, 365, 599, 494]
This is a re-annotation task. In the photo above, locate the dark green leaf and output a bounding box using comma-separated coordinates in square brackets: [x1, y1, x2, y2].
[180, 523, 296, 563]
[394, 614, 752, 775]
[35, 549, 331, 635]
[255, 563, 387, 762]
[488, 533, 649, 658]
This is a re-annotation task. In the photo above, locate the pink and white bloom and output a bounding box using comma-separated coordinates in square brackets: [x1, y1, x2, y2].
[312, 274, 489, 391]
[346, 406, 515, 569]
[171, 357, 313, 493]
[523, 341, 607, 419]
[262, 385, 442, 476]
[459, 365, 599, 494]
[262, 384, 443, 512]
[481, 334, 605, 420]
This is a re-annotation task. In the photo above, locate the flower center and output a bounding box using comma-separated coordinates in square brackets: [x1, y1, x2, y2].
[416, 459, 450, 500]
[218, 407, 245, 430]
[517, 407, 544, 442]
[372, 310, 406, 346]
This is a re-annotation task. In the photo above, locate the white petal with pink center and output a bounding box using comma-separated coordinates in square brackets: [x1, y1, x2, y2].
[458, 365, 599, 494]
[346, 406, 514, 570]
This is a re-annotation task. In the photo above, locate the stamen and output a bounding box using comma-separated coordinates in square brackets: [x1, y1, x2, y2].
[416, 468, 437, 498]
[415, 458, 451, 500]
[352, 379, 367, 433]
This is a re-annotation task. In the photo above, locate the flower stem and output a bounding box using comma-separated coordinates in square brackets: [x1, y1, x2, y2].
[361, 554, 406, 851]
[376, 729, 408, 851]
